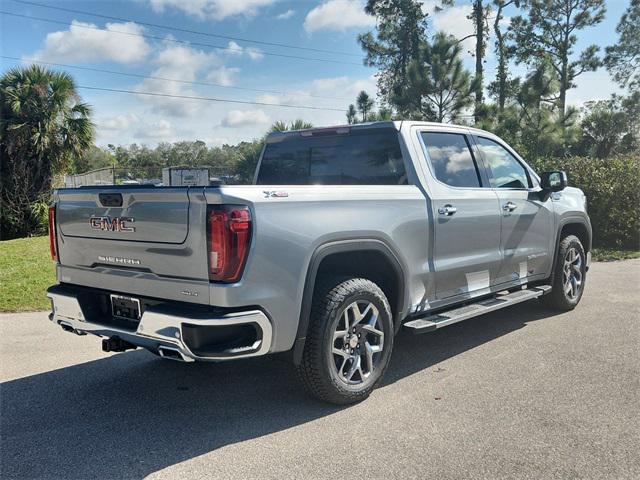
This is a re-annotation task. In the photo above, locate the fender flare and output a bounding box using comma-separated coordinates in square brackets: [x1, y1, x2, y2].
[292, 238, 407, 365]
[550, 215, 593, 280]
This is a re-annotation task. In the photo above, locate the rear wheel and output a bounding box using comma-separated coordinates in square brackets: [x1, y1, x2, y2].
[296, 277, 394, 404]
[541, 235, 587, 310]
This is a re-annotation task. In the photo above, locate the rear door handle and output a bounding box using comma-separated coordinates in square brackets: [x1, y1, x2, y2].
[438, 204, 457, 216]
[502, 202, 517, 212]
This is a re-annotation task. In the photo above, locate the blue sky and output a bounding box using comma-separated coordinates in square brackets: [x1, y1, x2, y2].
[0, 0, 628, 146]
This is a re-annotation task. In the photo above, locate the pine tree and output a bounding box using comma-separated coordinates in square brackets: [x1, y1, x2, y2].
[605, 0, 640, 92]
[358, 0, 429, 111]
[511, 0, 606, 125]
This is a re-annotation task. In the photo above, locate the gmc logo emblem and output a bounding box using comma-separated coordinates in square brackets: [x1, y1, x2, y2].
[90, 216, 135, 232]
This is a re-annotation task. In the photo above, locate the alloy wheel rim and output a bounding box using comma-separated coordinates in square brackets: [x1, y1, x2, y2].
[330, 300, 384, 385]
[563, 247, 583, 300]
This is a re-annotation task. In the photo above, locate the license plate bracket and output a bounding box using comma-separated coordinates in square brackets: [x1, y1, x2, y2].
[110, 294, 141, 321]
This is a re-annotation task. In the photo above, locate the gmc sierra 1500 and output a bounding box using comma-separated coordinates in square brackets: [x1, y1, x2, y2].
[47, 121, 591, 404]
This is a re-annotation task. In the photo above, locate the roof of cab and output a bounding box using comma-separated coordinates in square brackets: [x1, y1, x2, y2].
[265, 120, 495, 142]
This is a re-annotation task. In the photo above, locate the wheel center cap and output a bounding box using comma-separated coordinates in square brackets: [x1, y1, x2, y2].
[349, 335, 359, 349]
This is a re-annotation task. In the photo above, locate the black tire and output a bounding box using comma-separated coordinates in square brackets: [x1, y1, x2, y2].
[296, 277, 394, 405]
[541, 234, 587, 311]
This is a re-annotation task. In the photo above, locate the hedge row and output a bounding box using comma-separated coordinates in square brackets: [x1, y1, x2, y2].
[531, 155, 640, 250]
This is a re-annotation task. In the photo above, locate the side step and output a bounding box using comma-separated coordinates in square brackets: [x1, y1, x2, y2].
[403, 285, 551, 335]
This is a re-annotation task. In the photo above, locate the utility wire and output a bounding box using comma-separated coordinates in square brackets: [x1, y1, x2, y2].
[10, 0, 362, 58]
[76, 85, 347, 112]
[2, 55, 350, 102]
[0, 11, 364, 66]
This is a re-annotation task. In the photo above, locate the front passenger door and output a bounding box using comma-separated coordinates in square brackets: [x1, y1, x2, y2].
[473, 136, 554, 285]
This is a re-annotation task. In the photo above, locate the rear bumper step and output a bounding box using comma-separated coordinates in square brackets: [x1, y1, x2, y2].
[403, 285, 551, 334]
[47, 285, 272, 361]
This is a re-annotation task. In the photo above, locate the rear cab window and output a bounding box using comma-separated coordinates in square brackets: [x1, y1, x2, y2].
[256, 129, 408, 185]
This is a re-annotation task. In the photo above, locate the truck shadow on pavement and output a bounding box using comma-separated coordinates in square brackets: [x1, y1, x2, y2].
[2, 301, 560, 479]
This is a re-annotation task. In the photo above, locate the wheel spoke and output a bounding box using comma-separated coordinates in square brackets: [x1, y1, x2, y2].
[346, 355, 361, 381]
[364, 341, 374, 373]
[564, 280, 573, 295]
[338, 356, 349, 375]
[333, 328, 348, 343]
[361, 324, 383, 338]
[333, 347, 349, 358]
[347, 303, 362, 328]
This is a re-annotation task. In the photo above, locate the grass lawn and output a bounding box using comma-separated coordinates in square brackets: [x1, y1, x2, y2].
[0, 236, 637, 312]
[0, 236, 55, 312]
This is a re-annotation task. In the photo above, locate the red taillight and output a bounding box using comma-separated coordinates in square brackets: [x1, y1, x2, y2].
[48, 205, 58, 262]
[207, 205, 251, 282]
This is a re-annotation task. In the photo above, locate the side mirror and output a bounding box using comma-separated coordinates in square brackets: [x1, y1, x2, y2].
[540, 171, 568, 192]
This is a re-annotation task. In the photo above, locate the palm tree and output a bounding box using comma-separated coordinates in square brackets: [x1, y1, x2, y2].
[1, 65, 93, 238]
[356, 91, 375, 122]
[269, 119, 313, 132]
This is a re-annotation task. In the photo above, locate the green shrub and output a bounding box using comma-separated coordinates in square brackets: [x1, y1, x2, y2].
[29, 201, 50, 236]
[531, 155, 640, 249]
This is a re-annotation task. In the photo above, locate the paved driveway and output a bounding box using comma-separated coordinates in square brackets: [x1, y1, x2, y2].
[1, 260, 639, 479]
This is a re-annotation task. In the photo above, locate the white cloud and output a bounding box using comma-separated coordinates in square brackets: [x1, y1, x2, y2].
[276, 9, 295, 20]
[98, 113, 141, 131]
[225, 41, 264, 60]
[255, 75, 376, 113]
[311, 75, 376, 99]
[136, 43, 221, 116]
[567, 70, 622, 106]
[304, 0, 375, 33]
[206, 66, 240, 86]
[434, 5, 474, 50]
[147, 0, 279, 20]
[420, 1, 475, 54]
[135, 119, 174, 140]
[221, 109, 271, 127]
[29, 21, 150, 64]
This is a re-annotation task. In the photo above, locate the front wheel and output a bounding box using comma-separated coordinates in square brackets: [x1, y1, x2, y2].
[296, 277, 394, 404]
[541, 235, 587, 310]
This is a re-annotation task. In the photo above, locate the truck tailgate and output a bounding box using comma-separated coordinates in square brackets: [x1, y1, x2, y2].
[57, 188, 190, 243]
[53, 187, 211, 303]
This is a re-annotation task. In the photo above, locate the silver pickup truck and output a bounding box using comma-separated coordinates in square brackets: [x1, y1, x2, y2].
[47, 121, 591, 404]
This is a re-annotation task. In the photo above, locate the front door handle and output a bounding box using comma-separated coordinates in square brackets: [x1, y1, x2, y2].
[438, 204, 457, 216]
[502, 202, 517, 212]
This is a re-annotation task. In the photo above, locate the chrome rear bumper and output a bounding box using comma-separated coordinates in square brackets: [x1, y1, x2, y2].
[47, 285, 272, 362]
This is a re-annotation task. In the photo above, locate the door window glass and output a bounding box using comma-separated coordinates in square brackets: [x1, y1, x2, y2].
[420, 132, 481, 188]
[476, 137, 531, 189]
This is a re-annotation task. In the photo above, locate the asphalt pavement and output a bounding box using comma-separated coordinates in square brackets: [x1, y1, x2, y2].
[1, 259, 639, 479]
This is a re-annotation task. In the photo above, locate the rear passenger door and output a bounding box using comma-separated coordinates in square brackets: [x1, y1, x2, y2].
[417, 129, 502, 300]
[472, 135, 554, 284]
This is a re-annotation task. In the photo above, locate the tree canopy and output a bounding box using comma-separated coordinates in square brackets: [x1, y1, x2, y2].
[1, 65, 93, 238]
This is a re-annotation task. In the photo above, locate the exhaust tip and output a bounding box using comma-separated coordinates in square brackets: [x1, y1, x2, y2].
[59, 321, 75, 333]
[158, 346, 188, 362]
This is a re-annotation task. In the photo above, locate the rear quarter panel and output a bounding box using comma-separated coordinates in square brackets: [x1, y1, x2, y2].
[207, 185, 430, 352]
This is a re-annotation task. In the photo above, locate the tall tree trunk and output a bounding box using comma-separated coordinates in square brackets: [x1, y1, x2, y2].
[474, 0, 484, 122]
[494, 2, 507, 112]
[559, 57, 568, 128]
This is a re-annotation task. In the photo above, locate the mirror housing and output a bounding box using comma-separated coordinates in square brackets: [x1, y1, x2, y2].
[540, 171, 568, 192]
